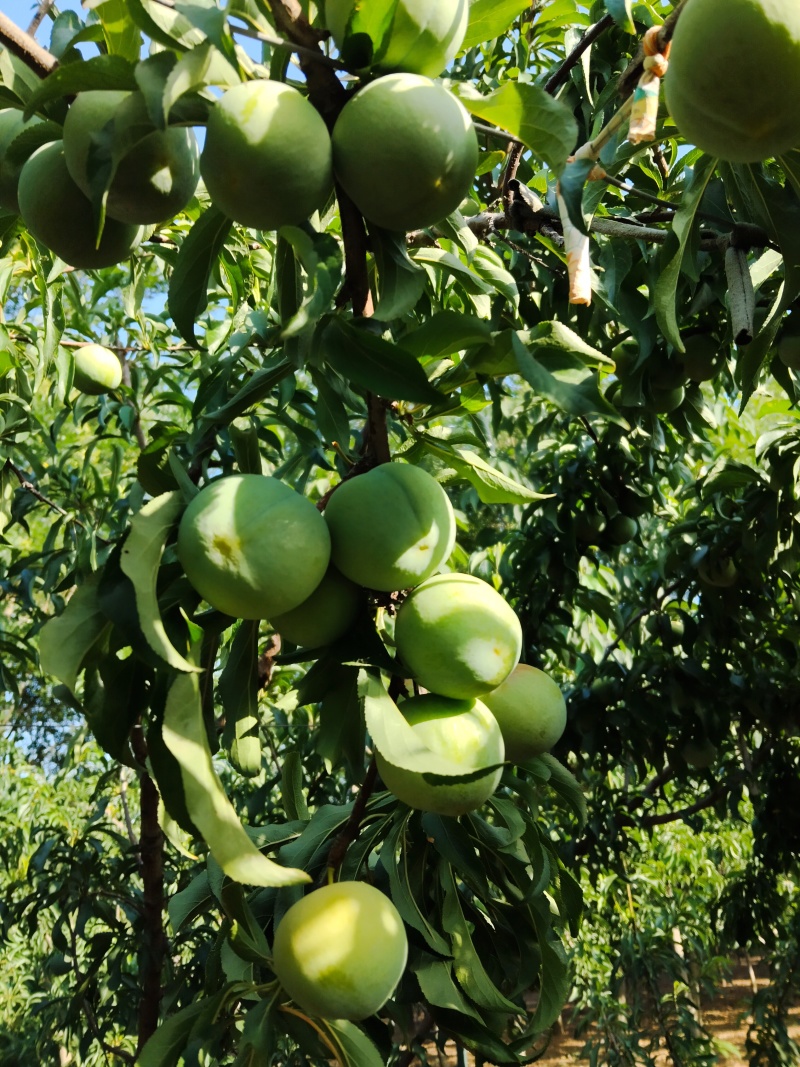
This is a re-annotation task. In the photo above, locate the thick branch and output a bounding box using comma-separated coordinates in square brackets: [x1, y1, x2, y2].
[639, 780, 733, 828]
[131, 725, 167, 1056]
[0, 12, 57, 77]
[544, 13, 615, 96]
[325, 759, 379, 876]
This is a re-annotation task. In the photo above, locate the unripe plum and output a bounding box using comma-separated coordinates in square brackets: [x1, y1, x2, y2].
[482, 665, 566, 763]
[394, 573, 522, 699]
[177, 474, 330, 619]
[272, 881, 408, 1021]
[323, 463, 455, 592]
[375, 693, 504, 816]
[0, 108, 43, 213]
[72, 344, 122, 395]
[269, 566, 362, 648]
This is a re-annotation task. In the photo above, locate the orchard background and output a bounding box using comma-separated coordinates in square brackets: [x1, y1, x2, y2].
[0, 0, 799, 1065]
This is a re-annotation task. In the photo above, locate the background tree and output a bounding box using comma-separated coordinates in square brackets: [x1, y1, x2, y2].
[0, 0, 799, 1064]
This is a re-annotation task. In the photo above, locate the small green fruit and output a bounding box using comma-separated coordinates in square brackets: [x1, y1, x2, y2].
[325, 0, 469, 77]
[201, 81, 333, 230]
[177, 474, 331, 619]
[604, 514, 638, 546]
[72, 344, 122, 395]
[664, 0, 800, 163]
[680, 334, 724, 381]
[394, 573, 522, 699]
[0, 108, 43, 213]
[645, 385, 685, 414]
[323, 464, 455, 592]
[269, 567, 361, 648]
[272, 881, 408, 1021]
[482, 664, 566, 763]
[375, 693, 504, 815]
[681, 739, 717, 770]
[18, 141, 142, 269]
[332, 74, 478, 231]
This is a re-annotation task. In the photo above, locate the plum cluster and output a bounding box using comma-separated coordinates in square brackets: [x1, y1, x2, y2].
[177, 464, 567, 819]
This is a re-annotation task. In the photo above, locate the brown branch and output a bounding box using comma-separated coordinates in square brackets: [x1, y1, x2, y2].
[618, 2, 687, 99]
[0, 12, 57, 77]
[324, 758, 379, 876]
[639, 780, 733, 829]
[26, 0, 54, 37]
[131, 724, 167, 1057]
[544, 13, 615, 96]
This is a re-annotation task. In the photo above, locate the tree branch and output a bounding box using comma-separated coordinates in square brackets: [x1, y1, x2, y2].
[618, 2, 687, 99]
[324, 758, 379, 876]
[131, 724, 167, 1057]
[26, 0, 55, 37]
[544, 13, 615, 96]
[0, 12, 57, 77]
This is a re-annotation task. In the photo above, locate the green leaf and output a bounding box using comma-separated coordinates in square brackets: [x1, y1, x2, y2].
[310, 368, 351, 449]
[462, 0, 531, 51]
[168, 870, 212, 932]
[512, 333, 626, 426]
[654, 154, 716, 351]
[279, 227, 343, 338]
[24, 55, 137, 117]
[137, 991, 228, 1067]
[167, 205, 233, 345]
[220, 620, 262, 777]
[201, 359, 295, 427]
[421, 438, 547, 504]
[440, 863, 520, 1014]
[379, 814, 450, 953]
[528, 896, 571, 1031]
[605, 0, 635, 34]
[526, 753, 587, 827]
[281, 750, 310, 822]
[321, 317, 443, 404]
[38, 580, 107, 692]
[415, 958, 483, 1020]
[401, 311, 493, 360]
[163, 670, 311, 886]
[317, 665, 364, 775]
[93, 0, 144, 60]
[322, 1020, 385, 1067]
[455, 82, 577, 175]
[120, 492, 199, 673]
[370, 227, 427, 320]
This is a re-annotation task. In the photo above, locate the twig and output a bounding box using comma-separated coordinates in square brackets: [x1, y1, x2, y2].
[26, 0, 54, 37]
[639, 780, 733, 829]
[618, 1, 687, 99]
[325, 759, 379, 875]
[119, 768, 138, 847]
[0, 12, 58, 77]
[131, 724, 167, 1056]
[227, 16, 346, 70]
[544, 13, 615, 96]
[4, 458, 111, 543]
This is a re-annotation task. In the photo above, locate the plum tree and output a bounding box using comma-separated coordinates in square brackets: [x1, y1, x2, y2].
[0, 108, 43, 213]
[323, 463, 455, 591]
[374, 693, 504, 815]
[200, 80, 333, 230]
[177, 474, 330, 619]
[482, 665, 567, 763]
[664, 0, 800, 162]
[394, 573, 522, 699]
[62, 91, 199, 225]
[272, 881, 408, 1021]
[72, 344, 122, 395]
[18, 141, 142, 269]
[331, 74, 478, 231]
[268, 566, 361, 648]
[324, 0, 468, 78]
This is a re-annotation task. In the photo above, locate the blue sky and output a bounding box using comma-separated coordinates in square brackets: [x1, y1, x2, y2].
[6, 0, 83, 36]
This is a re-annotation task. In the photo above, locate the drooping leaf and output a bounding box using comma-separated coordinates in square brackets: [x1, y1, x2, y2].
[24, 55, 137, 117]
[654, 153, 716, 351]
[322, 1019, 385, 1067]
[321, 317, 443, 404]
[163, 670, 311, 886]
[455, 82, 577, 175]
[119, 492, 199, 673]
[38, 579, 107, 692]
[137, 991, 229, 1067]
[167, 205, 233, 345]
[421, 437, 548, 504]
[462, 0, 532, 51]
[370, 226, 427, 320]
